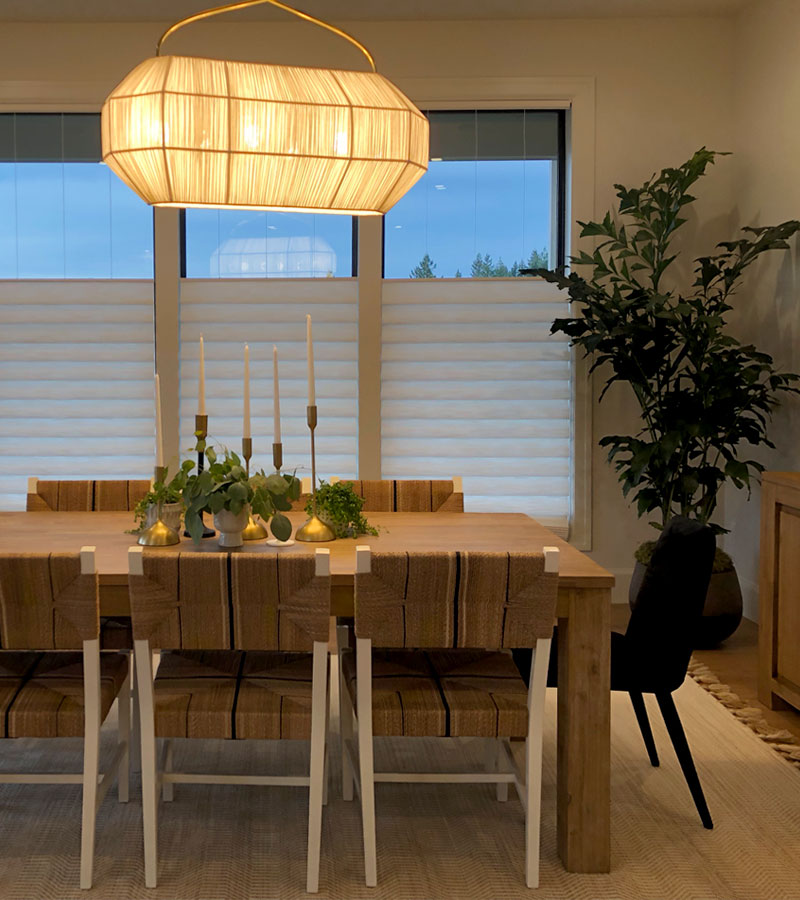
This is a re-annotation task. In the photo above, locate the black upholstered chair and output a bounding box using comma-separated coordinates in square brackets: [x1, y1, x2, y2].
[514, 516, 716, 829]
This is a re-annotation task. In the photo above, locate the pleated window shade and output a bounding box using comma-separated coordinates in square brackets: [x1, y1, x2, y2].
[0, 281, 156, 510]
[381, 279, 571, 536]
[179, 279, 357, 481]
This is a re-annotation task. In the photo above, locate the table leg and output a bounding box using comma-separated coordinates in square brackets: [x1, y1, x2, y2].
[556, 587, 611, 872]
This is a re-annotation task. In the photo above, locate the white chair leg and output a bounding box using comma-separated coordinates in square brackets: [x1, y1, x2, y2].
[329, 617, 341, 734]
[80, 639, 102, 890]
[306, 641, 328, 894]
[162, 740, 174, 802]
[356, 638, 377, 887]
[135, 640, 159, 889]
[486, 739, 508, 802]
[340, 679, 355, 802]
[525, 639, 550, 890]
[117, 662, 131, 803]
[339, 626, 355, 802]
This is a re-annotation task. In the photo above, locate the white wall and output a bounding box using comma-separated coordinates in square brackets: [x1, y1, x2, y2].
[724, 0, 800, 620]
[0, 15, 737, 599]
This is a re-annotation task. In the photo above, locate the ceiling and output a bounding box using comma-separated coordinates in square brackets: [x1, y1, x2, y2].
[0, 0, 751, 22]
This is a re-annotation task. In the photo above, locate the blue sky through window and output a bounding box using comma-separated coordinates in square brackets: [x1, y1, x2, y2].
[384, 159, 553, 278]
[0, 162, 153, 279]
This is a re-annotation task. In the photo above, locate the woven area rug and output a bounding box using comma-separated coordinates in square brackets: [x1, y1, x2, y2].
[1, 677, 799, 900]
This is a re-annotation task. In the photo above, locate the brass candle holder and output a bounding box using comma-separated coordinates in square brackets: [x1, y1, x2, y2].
[185, 413, 215, 538]
[296, 405, 335, 542]
[241, 436, 268, 541]
[138, 465, 180, 546]
[266, 440, 295, 546]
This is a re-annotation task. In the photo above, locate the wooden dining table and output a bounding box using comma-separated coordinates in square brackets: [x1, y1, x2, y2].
[0, 508, 613, 874]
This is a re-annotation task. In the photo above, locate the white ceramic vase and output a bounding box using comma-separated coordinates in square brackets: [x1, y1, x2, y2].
[145, 501, 182, 533]
[214, 505, 251, 548]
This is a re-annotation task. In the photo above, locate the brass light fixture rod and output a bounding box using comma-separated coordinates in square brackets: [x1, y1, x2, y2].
[156, 0, 377, 71]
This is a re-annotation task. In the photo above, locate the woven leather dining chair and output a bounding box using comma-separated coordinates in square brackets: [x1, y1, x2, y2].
[128, 546, 332, 893]
[0, 548, 132, 889]
[329, 476, 464, 512]
[340, 545, 559, 888]
[26, 477, 151, 512]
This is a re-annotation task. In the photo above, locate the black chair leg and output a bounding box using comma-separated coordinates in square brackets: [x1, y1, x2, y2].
[655, 691, 713, 829]
[629, 691, 659, 767]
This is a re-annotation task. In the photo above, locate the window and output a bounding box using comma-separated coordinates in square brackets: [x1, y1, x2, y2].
[0, 113, 153, 278]
[184, 210, 355, 278]
[384, 110, 564, 278]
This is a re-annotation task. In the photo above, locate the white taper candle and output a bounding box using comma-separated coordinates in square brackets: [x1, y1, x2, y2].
[198, 335, 206, 416]
[243, 343, 251, 440]
[273, 344, 281, 443]
[306, 314, 316, 406]
[154, 373, 164, 468]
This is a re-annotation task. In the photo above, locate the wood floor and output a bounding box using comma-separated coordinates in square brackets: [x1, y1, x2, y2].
[610, 606, 800, 742]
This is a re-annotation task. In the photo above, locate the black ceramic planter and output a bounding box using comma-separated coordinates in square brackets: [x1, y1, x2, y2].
[628, 561, 743, 647]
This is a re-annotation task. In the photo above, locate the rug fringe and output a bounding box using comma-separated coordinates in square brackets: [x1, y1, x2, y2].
[687, 658, 800, 769]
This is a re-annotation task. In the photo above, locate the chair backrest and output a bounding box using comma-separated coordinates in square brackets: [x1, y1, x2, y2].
[0, 548, 98, 650]
[127, 548, 331, 651]
[354, 547, 559, 649]
[329, 478, 464, 512]
[26, 477, 151, 512]
[625, 516, 715, 691]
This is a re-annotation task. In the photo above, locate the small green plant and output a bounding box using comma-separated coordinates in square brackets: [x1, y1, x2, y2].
[182, 445, 301, 544]
[307, 480, 378, 539]
[128, 459, 195, 533]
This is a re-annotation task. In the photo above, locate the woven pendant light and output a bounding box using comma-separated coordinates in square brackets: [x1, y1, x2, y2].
[101, 1, 428, 215]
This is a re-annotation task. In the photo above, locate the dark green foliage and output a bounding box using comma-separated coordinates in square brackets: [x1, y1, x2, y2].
[182, 444, 301, 544]
[306, 480, 378, 539]
[536, 148, 800, 534]
[410, 253, 437, 278]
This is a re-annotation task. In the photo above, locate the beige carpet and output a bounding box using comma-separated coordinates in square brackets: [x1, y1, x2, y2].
[1, 678, 799, 900]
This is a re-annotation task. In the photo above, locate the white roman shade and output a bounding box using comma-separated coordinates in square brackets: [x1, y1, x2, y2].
[381, 279, 571, 536]
[0, 281, 156, 510]
[102, 55, 428, 215]
[179, 279, 357, 480]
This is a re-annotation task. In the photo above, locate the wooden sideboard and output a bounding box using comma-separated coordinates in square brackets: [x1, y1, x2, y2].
[759, 471, 800, 712]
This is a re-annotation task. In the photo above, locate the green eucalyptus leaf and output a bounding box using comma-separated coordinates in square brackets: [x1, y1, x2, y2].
[265, 473, 290, 495]
[270, 511, 292, 542]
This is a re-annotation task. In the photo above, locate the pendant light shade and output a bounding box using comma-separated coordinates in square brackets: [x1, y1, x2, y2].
[101, 53, 429, 215]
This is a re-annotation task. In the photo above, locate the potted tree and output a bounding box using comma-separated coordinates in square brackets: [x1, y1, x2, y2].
[534, 148, 800, 645]
[182, 445, 301, 547]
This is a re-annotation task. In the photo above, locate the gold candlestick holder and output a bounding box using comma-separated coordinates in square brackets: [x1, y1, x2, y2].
[138, 465, 180, 546]
[241, 436, 268, 541]
[266, 441, 295, 546]
[296, 405, 335, 542]
[185, 413, 215, 538]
